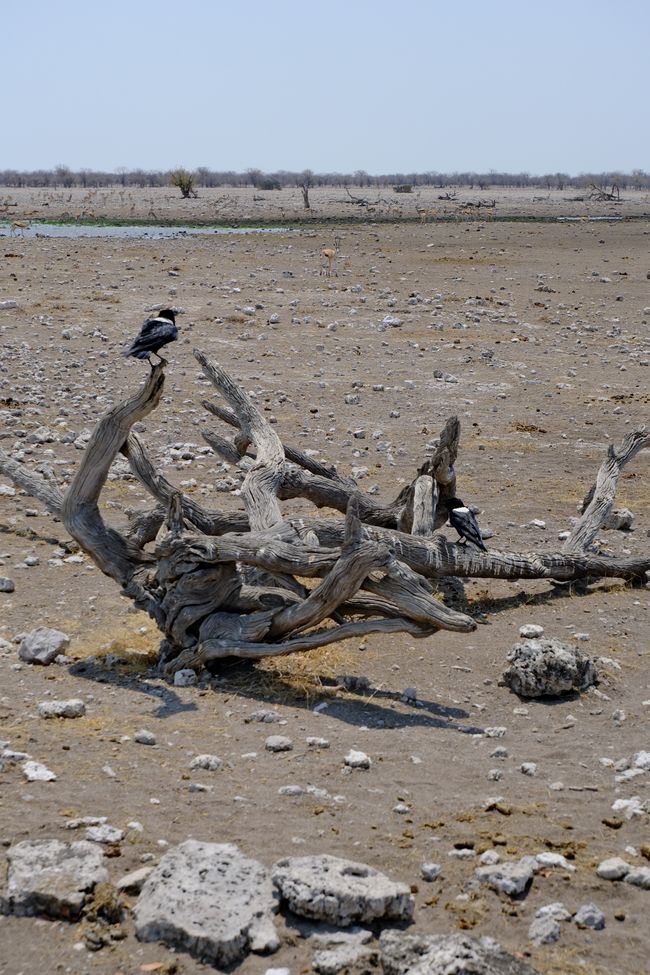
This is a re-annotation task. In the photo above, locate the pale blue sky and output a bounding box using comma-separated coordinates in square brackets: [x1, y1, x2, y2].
[5, 0, 648, 175]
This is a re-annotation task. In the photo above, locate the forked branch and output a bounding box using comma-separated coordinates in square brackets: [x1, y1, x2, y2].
[0, 350, 647, 674]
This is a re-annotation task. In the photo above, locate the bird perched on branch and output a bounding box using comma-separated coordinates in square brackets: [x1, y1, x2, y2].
[446, 497, 487, 551]
[123, 309, 178, 364]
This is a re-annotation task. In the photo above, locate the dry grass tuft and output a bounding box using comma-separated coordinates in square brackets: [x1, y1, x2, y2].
[215, 640, 368, 704]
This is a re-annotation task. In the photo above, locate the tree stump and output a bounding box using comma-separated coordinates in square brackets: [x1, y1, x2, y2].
[1, 352, 648, 675]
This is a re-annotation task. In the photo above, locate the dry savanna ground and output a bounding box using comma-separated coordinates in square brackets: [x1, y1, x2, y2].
[0, 187, 649, 975]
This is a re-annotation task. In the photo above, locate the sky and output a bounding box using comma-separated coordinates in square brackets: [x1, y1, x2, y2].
[4, 0, 649, 176]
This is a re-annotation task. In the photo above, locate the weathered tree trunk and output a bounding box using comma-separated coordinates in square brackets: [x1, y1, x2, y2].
[0, 352, 647, 675]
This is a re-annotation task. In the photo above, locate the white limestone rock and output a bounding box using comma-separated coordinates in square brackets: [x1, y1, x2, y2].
[22, 760, 56, 782]
[475, 857, 538, 897]
[597, 857, 630, 880]
[625, 866, 650, 890]
[573, 903, 605, 929]
[134, 840, 279, 966]
[379, 930, 541, 975]
[37, 699, 86, 719]
[502, 638, 597, 698]
[1, 839, 108, 919]
[344, 750, 371, 769]
[272, 854, 414, 926]
[19, 627, 70, 665]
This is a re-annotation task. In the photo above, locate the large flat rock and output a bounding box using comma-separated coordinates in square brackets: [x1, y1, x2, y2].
[272, 854, 414, 926]
[1, 839, 108, 920]
[133, 840, 279, 966]
[380, 930, 541, 975]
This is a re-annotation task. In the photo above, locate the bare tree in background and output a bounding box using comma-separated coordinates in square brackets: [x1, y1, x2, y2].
[299, 169, 313, 210]
[170, 168, 198, 199]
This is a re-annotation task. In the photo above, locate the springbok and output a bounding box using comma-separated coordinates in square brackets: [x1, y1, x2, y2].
[10, 220, 30, 236]
[320, 235, 341, 277]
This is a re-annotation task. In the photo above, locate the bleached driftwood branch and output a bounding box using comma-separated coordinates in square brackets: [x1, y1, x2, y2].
[0, 350, 648, 674]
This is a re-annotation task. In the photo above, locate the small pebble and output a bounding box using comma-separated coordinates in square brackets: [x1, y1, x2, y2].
[189, 754, 224, 771]
[173, 668, 198, 687]
[265, 735, 293, 753]
[344, 749, 371, 769]
[85, 824, 125, 844]
[519, 624, 544, 638]
[134, 729, 157, 745]
[421, 862, 442, 881]
[574, 903, 605, 930]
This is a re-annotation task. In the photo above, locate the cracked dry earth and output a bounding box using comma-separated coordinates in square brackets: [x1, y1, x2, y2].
[0, 212, 650, 975]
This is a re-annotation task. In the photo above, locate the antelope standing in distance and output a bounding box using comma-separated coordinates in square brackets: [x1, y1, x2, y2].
[320, 235, 341, 277]
[10, 220, 30, 236]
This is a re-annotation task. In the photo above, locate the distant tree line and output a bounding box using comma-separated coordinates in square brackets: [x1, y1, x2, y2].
[1, 165, 649, 192]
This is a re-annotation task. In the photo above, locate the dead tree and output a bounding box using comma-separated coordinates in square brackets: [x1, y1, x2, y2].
[588, 183, 621, 202]
[0, 352, 647, 675]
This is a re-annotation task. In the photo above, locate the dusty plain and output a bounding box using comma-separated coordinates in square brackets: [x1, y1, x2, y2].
[0, 187, 649, 975]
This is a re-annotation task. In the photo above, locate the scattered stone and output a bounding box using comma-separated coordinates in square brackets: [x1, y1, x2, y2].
[475, 857, 538, 897]
[611, 797, 647, 819]
[116, 865, 154, 895]
[18, 627, 70, 665]
[528, 915, 561, 946]
[22, 760, 56, 782]
[344, 750, 371, 769]
[521, 762, 537, 776]
[272, 854, 413, 926]
[134, 841, 279, 965]
[134, 729, 157, 746]
[246, 709, 281, 723]
[189, 754, 224, 771]
[379, 930, 541, 975]
[604, 508, 634, 530]
[37, 699, 86, 719]
[313, 942, 375, 974]
[65, 816, 107, 830]
[0, 577, 15, 593]
[265, 735, 293, 753]
[484, 727, 507, 738]
[597, 857, 630, 880]
[535, 852, 575, 872]
[502, 638, 597, 697]
[278, 785, 304, 797]
[519, 624, 544, 639]
[85, 824, 125, 845]
[173, 668, 198, 687]
[420, 862, 442, 881]
[625, 866, 650, 890]
[1, 839, 108, 919]
[448, 848, 476, 860]
[337, 674, 371, 694]
[306, 736, 330, 749]
[574, 903, 605, 929]
[535, 901, 571, 921]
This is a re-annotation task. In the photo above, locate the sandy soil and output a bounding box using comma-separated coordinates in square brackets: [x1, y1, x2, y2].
[0, 190, 649, 975]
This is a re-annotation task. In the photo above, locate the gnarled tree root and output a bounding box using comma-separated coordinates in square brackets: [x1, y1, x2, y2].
[0, 351, 647, 674]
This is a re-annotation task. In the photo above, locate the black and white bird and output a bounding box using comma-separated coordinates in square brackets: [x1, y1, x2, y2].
[446, 497, 487, 552]
[123, 309, 178, 364]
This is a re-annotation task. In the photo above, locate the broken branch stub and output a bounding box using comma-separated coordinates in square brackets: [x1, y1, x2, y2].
[0, 350, 647, 673]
